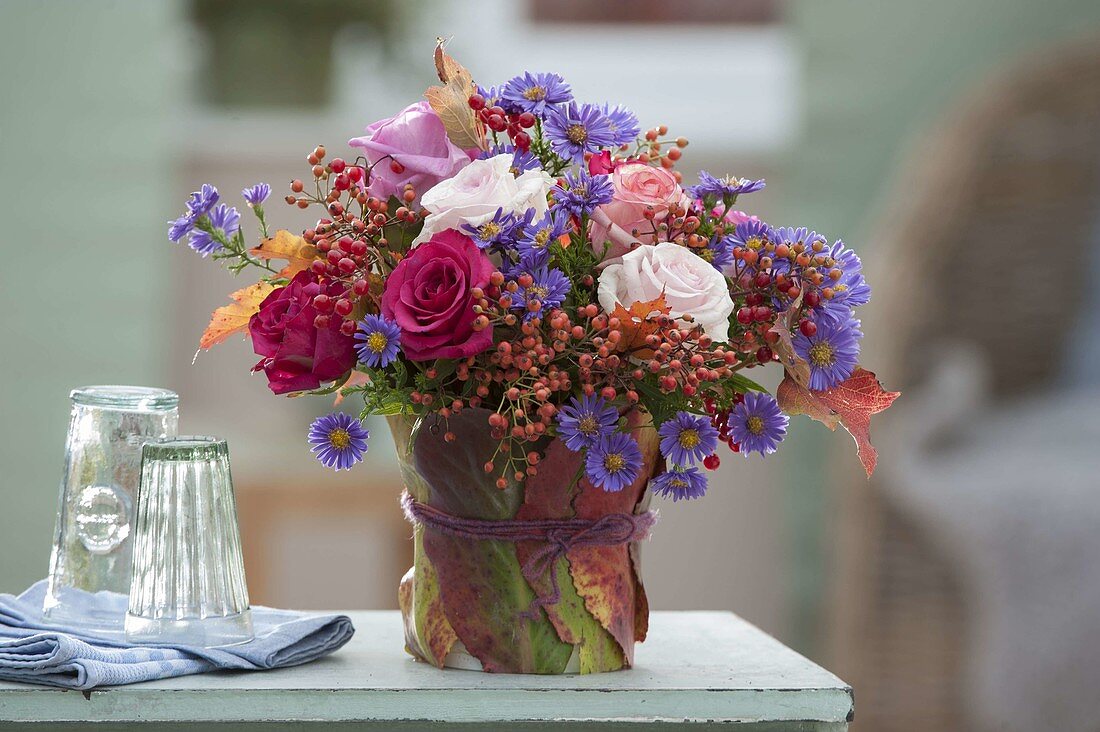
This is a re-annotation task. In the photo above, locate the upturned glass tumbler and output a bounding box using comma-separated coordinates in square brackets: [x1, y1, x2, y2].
[45, 386, 179, 629]
[125, 436, 253, 646]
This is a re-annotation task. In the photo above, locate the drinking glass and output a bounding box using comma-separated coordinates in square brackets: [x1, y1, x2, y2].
[44, 386, 179, 629]
[125, 436, 253, 647]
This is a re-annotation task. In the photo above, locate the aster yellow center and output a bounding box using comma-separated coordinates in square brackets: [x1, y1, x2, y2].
[479, 221, 502, 239]
[534, 229, 551, 247]
[528, 285, 549, 300]
[746, 416, 765, 435]
[328, 428, 351, 450]
[366, 332, 388, 353]
[745, 236, 765, 251]
[604, 453, 625, 473]
[578, 415, 600, 435]
[809, 342, 835, 367]
[566, 123, 588, 144]
[668, 477, 688, 488]
[523, 85, 547, 101]
[678, 429, 701, 450]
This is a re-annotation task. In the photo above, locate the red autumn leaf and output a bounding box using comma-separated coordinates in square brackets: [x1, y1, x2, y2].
[768, 292, 811, 389]
[610, 294, 671, 353]
[777, 367, 900, 477]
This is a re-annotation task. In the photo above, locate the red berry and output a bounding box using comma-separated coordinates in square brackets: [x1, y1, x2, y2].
[746, 292, 764, 306]
[337, 236, 354, 253]
[330, 158, 346, 174]
[346, 166, 363, 183]
[310, 260, 327, 275]
[352, 278, 369, 296]
[312, 294, 333, 312]
[753, 306, 772, 322]
[804, 290, 821, 308]
[389, 159, 405, 174]
[339, 319, 357, 336]
[350, 240, 368, 256]
[513, 131, 531, 149]
[736, 306, 753, 325]
[728, 441, 741, 453]
[313, 314, 331, 329]
[799, 319, 817, 337]
[334, 298, 353, 317]
[333, 173, 350, 191]
[754, 272, 771, 288]
[755, 346, 774, 364]
[468, 93, 486, 110]
[703, 397, 716, 414]
[703, 454, 721, 470]
[518, 112, 536, 128]
[338, 257, 357, 274]
[487, 114, 507, 132]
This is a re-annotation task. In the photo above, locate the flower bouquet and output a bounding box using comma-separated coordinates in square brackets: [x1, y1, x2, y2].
[170, 43, 898, 674]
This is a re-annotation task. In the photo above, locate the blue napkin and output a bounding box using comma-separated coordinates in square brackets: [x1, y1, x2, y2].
[0, 581, 354, 689]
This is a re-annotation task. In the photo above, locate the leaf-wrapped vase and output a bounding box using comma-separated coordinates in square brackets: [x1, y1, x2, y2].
[389, 407, 659, 674]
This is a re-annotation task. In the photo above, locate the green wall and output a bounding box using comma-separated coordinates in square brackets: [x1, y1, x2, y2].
[0, 1, 182, 592]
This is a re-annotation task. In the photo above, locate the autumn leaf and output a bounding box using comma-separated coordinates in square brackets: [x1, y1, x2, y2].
[610, 294, 671, 353]
[424, 39, 487, 151]
[198, 281, 276, 350]
[768, 292, 811, 388]
[333, 370, 371, 406]
[777, 367, 900, 477]
[249, 230, 320, 278]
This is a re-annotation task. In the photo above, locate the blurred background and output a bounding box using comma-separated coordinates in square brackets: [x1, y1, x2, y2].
[2, 1, 1100, 729]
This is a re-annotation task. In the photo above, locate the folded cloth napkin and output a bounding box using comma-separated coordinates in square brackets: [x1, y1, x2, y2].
[0, 581, 354, 689]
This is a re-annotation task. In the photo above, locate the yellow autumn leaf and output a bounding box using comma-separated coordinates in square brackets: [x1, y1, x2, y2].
[198, 281, 276, 350]
[249, 229, 320, 278]
[424, 39, 487, 151]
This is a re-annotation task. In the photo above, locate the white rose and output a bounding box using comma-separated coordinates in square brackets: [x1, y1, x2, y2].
[412, 154, 553, 245]
[597, 242, 735, 342]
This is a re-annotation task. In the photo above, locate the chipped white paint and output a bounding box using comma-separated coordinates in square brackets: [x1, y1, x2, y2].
[0, 611, 851, 727]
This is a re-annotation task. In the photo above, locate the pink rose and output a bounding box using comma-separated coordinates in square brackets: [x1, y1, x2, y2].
[349, 101, 472, 205]
[250, 272, 357, 395]
[381, 230, 495, 361]
[589, 163, 690, 261]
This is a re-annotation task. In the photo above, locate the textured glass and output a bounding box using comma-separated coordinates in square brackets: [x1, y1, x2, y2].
[45, 386, 179, 630]
[125, 436, 253, 647]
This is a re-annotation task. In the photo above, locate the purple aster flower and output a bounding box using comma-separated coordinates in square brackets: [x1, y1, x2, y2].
[477, 84, 522, 115]
[658, 411, 719, 467]
[727, 392, 789, 456]
[308, 412, 369, 471]
[462, 208, 521, 250]
[513, 266, 571, 321]
[793, 311, 863, 390]
[586, 432, 644, 493]
[772, 226, 826, 252]
[729, 219, 775, 255]
[556, 393, 619, 452]
[187, 203, 240, 256]
[242, 183, 271, 206]
[543, 102, 617, 163]
[501, 71, 572, 115]
[478, 143, 542, 174]
[355, 314, 402, 368]
[697, 235, 734, 271]
[602, 103, 640, 146]
[651, 466, 708, 502]
[167, 183, 219, 242]
[688, 171, 766, 200]
[816, 239, 871, 322]
[518, 210, 569, 260]
[553, 170, 613, 217]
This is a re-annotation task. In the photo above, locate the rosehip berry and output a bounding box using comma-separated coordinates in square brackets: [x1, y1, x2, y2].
[330, 158, 346, 173]
[799, 319, 817, 337]
[350, 240, 368, 256]
[290, 179, 304, 193]
[703, 454, 721, 470]
[347, 166, 363, 183]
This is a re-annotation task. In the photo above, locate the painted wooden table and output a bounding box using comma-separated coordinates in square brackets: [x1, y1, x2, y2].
[0, 611, 852, 730]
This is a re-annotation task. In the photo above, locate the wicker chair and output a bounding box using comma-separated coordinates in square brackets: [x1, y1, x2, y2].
[827, 36, 1100, 732]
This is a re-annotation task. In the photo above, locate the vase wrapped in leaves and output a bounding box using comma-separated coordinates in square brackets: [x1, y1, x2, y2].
[174, 42, 897, 675]
[390, 408, 659, 674]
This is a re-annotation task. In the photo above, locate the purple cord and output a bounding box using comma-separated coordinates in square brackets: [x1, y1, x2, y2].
[401, 492, 657, 620]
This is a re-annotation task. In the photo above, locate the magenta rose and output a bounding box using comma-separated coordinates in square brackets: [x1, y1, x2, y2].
[381, 230, 494, 361]
[249, 271, 356, 395]
[349, 101, 472, 205]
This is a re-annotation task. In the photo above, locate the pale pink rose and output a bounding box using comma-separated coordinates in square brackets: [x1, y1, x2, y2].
[589, 163, 690, 261]
[413, 154, 553, 246]
[349, 101, 472, 206]
[597, 243, 735, 342]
